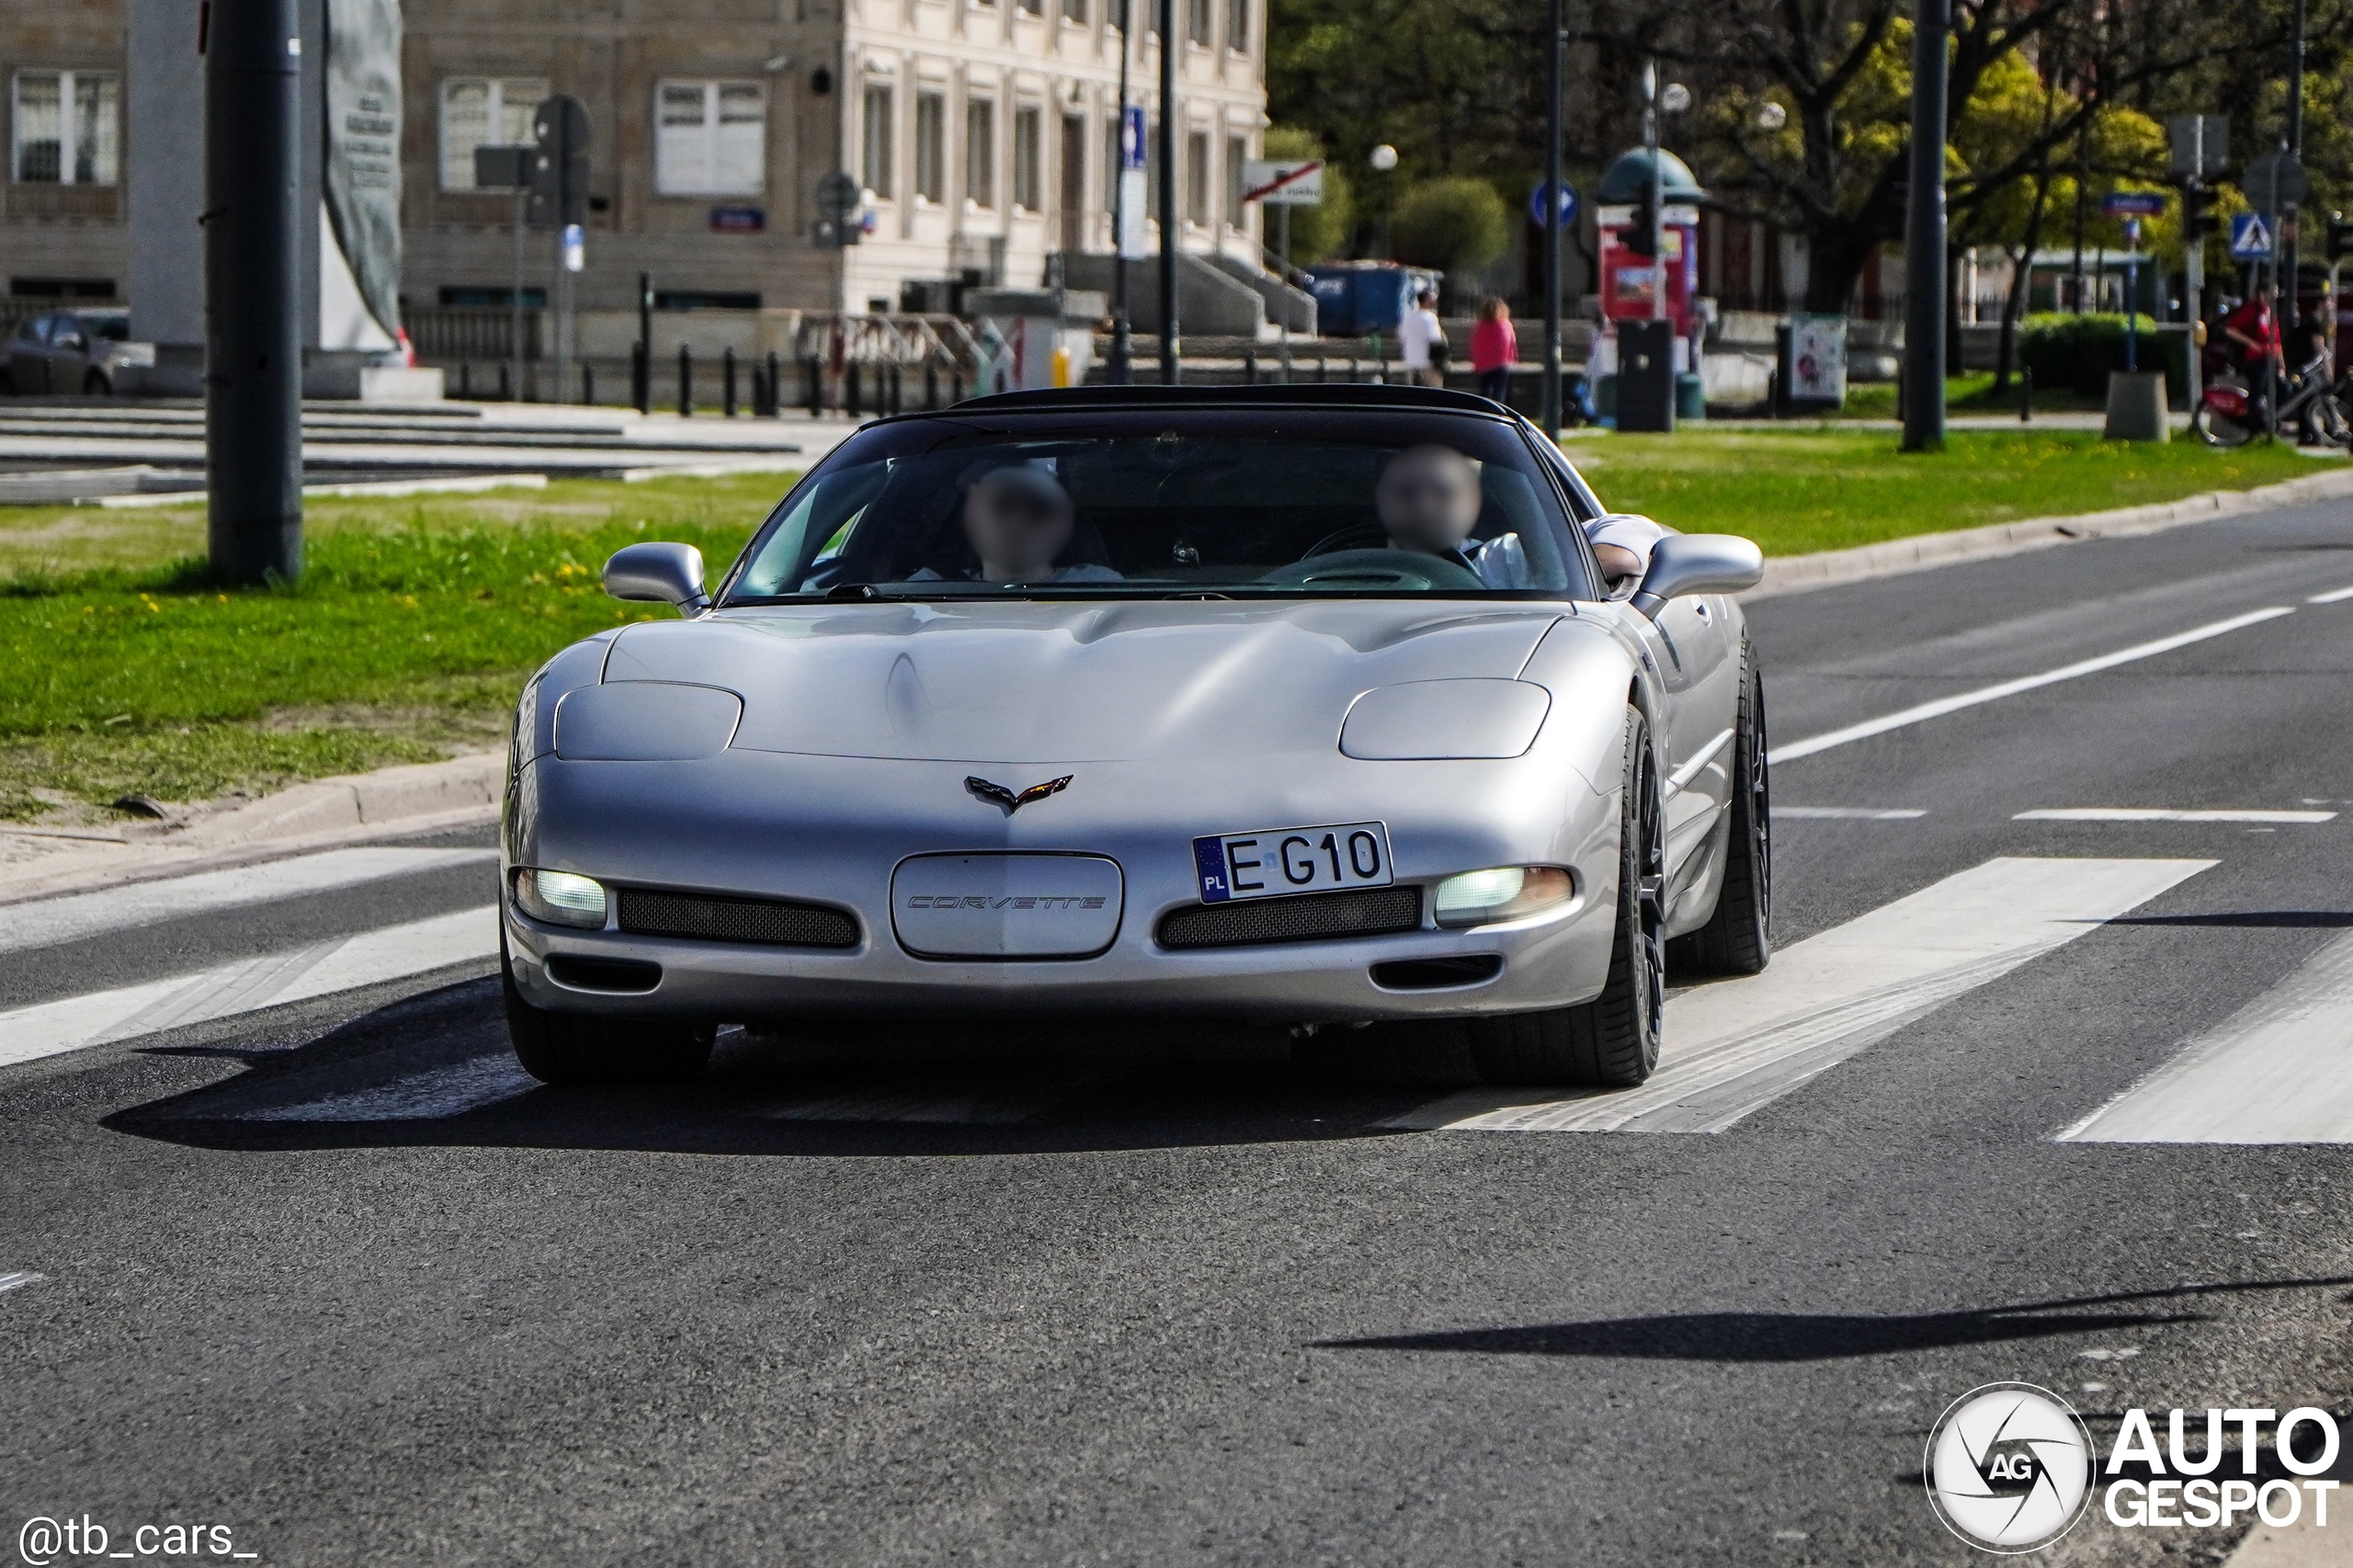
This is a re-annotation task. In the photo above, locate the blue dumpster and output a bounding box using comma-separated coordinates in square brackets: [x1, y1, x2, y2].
[1304, 263, 1443, 338]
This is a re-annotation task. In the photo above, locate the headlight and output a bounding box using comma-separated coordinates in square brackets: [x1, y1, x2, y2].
[1432, 867, 1574, 928]
[513, 868, 608, 928]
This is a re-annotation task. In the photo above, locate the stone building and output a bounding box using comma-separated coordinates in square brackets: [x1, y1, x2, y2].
[1, 0, 1271, 329]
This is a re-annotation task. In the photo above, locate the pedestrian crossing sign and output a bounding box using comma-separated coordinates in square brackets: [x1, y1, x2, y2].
[2229, 212, 2274, 260]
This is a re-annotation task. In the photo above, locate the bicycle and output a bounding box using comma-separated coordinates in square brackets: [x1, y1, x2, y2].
[2195, 350, 2352, 447]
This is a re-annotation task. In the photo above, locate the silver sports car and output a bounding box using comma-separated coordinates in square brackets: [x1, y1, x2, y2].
[500, 385, 1769, 1089]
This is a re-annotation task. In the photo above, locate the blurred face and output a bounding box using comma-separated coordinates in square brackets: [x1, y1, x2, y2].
[1375, 445, 1482, 556]
[963, 468, 1076, 582]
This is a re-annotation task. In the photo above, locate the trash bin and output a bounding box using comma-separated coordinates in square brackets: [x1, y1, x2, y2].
[1676, 372, 1707, 423]
[1617, 320, 1677, 433]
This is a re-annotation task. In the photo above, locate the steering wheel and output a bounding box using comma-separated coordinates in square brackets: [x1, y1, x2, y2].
[1299, 522, 1389, 559]
[1255, 547, 1487, 593]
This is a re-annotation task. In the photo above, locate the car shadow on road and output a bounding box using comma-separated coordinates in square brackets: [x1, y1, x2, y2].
[102, 975, 1506, 1158]
[1308, 1277, 2353, 1363]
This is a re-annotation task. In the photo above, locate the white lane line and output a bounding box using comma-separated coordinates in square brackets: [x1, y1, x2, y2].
[0, 846, 495, 954]
[1778, 806, 1927, 821]
[2061, 926, 2353, 1144]
[1390, 857, 2212, 1134]
[1769, 607, 2296, 765]
[0, 1270, 43, 1295]
[0, 906, 497, 1070]
[2017, 808, 2336, 824]
[2307, 585, 2353, 604]
[242, 1053, 539, 1121]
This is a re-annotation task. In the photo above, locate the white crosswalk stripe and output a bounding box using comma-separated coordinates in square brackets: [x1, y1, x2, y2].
[0, 906, 497, 1070]
[2060, 926, 2353, 1144]
[1389, 857, 2213, 1135]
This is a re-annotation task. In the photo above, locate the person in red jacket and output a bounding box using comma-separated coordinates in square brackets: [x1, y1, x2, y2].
[1470, 296, 1518, 404]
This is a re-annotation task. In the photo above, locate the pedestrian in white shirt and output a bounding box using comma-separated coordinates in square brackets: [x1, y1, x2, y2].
[1397, 288, 1445, 387]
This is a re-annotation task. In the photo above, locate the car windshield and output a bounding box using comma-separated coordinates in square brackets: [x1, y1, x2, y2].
[724, 407, 1597, 602]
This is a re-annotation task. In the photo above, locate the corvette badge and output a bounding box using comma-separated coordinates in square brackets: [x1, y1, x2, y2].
[966, 775, 1074, 812]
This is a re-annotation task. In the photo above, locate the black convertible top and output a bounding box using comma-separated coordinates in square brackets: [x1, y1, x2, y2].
[919, 382, 1513, 419]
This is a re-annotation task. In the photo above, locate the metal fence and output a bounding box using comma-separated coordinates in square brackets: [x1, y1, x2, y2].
[403, 306, 544, 363]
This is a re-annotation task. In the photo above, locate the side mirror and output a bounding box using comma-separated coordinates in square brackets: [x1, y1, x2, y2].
[604, 542, 710, 618]
[1630, 533, 1764, 620]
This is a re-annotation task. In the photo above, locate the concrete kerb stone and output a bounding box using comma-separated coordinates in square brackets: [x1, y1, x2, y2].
[1742, 464, 2353, 601]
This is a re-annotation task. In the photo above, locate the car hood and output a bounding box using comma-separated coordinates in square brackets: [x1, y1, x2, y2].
[600, 600, 1569, 764]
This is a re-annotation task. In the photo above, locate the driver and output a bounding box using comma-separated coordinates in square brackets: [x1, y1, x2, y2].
[914, 460, 1123, 585]
[1371, 444, 1529, 587]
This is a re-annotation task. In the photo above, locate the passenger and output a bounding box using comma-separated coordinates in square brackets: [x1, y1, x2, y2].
[1586, 514, 1665, 589]
[1370, 443, 1529, 587]
[915, 460, 1123, 585]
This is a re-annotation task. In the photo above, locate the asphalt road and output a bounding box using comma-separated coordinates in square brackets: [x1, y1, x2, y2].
[8, 502, 2353, 1567]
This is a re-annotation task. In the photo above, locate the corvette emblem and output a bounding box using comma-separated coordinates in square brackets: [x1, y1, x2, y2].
[966, 775, 1073, 812]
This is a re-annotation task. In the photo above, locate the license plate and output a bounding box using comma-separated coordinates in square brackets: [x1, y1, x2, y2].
[1193, 821, 1393, 903]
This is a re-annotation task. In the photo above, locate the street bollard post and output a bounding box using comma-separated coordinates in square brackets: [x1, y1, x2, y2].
[2020, 368, 2033, 423]
[678, 345, 693, 417]
[498, 362, 511, 402]
[847, 363, 862, 419]
[631, 341, 649, 415]
[723, 347, 738, 417]
[926, 363, 939, 411]
[767, 351, 781, 417]
[806, 357, 824, 418]
[582, 363, 594, 405]
[1244, 349, 1257, 385]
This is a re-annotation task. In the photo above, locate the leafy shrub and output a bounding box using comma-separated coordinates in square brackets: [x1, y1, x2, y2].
[1389, 177, 1509, 278]
[2017, 312, 2188, 401]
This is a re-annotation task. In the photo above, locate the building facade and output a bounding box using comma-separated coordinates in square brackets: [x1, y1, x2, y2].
[2, 0, 1268, 327]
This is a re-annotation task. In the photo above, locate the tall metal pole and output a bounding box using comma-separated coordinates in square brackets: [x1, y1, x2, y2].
[204, 0, 303, 585]
[1901, 0, 1949, 452]
[1108, 0, 1133, 383]
[509, 188, 525, 401]
[1540, 0, 1563, 437]
[1645, 62, 1665, 323]
[1156, 0, 1179, 384]
[2283, 0, 2307, 304]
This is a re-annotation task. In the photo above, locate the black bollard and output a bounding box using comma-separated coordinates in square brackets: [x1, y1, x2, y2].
[723, 347, 738, 417]
[631, 341, 649, 415]
[582, 362, 594, 405]
[497, 362, 510, 402]
[2019, 367, 2033, 423]
[847, 362, 862, 419]
[926, 363, 939, 411]
[458, 362, 471, 399]
[889, 364, 904, 415]
[1317, 355, 1328, 384]
[951, 368, 966, 403]
[767, 350, 781, 417]
[806, 357, 824, 418]
[678, 345, 693, 417]
[1244, 349, 1257, 385]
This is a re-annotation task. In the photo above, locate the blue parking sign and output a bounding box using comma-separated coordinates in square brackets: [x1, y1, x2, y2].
[2229, 212, 2274, 261]
[1528, 181, 1578, 229]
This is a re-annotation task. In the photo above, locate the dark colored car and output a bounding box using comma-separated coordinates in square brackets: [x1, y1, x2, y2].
[0, 309, 138, 395]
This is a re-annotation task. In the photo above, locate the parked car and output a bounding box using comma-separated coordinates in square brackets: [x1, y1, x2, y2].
[0, 309, 147, 395]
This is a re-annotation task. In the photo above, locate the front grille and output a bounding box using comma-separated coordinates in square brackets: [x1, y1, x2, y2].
[1157, 885, 1423, 949]
[616, 889, 860, 949]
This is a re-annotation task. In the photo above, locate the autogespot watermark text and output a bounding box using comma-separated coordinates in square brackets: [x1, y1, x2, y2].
[15, 1517, 257, 1564]
[2103, 1406, 2341, 1530]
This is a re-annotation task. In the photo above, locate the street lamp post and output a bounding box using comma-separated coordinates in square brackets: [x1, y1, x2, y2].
[1156, 0, 1178, 385]
[1541, 0, 1563, 437]
[1644, 62, 1665, 325]
[1901, 0, 1949, 452]
[1108, 0, 1133, 383]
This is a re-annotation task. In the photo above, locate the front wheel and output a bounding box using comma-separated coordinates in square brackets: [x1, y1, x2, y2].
[1467, 706, 1665, 1087]
[503, 934, 715, 1086]
[2192, 401, 2256, 448]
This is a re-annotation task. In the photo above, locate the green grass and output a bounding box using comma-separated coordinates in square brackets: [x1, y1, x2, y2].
[0, 475, 782, 822]
[1569, 427, 2320, 557]
[1835, 372, 2107, 419]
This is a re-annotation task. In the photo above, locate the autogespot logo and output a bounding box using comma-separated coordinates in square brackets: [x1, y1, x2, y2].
[1925, 1383, 2098, 1553]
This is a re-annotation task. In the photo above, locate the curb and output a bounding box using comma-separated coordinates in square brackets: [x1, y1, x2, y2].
[1742, 463, 2353, 601]
[0, 750, 505, 905]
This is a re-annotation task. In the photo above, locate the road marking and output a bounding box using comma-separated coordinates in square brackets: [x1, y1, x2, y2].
[1769, 607, 2296, 765]
[0, 846, 495, 954]
[2016, 808, 2336, 824]
[2060, 926, 2353, 1143]
[241, 1053, 538, 1121]
[2307, 585, 2353, 604]
[0, 906, 496, 1070]
[1389, 857, 2212, 1134]
[0, 1270, 42, 1295]
[1777, 806, 1927, 821]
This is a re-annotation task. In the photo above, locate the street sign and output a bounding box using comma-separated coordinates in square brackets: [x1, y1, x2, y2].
[1120, 106, 1146, 172]
[2167, 114, 2228, 178]
[527, 95, 591, 231]
[2244, 150, 2309, 210]
[2100, 191, 2167, 217]
[1528, 180, 1578, 229]
[2230, 212, 2276, 261]
[472, 144, 531, 190]
[561, 222, 584, 274]
[1242, 160, 1323, 206]
[815, 170, 861, 222]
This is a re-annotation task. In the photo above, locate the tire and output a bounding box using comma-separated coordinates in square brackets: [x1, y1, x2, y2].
[2193, 402, 2255, 448]
[2316, 392, 2352, 449]
[1668, 652, 1771, 977]
[502, 933, 714, 1086]
[1468, 706, 1665, 1087]
[81, 369, 110, 397]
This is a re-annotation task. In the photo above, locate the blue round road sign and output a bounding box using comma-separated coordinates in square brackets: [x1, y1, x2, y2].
[1529, 181, 1578, 229]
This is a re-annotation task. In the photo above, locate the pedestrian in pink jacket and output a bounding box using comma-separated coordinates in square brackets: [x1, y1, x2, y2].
[1471, 296, 1517, 404]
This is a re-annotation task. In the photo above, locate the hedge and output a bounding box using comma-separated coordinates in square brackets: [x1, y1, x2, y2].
[2016, 312, 2189, 401]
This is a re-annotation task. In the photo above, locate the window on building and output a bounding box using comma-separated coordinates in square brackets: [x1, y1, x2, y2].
[1063, 0, 1087, 18]
[1186, 130, 1209, 224]
[14, 70, 120, 186]
[915, 93, 945, 202]
[438, 77, 546, 191]
[1188, 0, 1211, 44]
[1224, 134, 1248, 228]
[1016, 0, 1042, 12]
[1225, 0, 1249, 50]
[1013, 106, 1041, 211]
[862, 86, 894, 198]
[966, 98, 995, 209]
[654, 80, 765, 197]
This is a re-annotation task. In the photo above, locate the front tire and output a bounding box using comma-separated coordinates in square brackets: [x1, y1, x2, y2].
[1669, 652, 1771, 976]
[2193, 401, 2256, 448]
[1468, 706, 1665, 1087]
[503, 934, 714, 1086]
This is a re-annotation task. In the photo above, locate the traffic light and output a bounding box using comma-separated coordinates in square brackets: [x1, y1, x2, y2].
[2329, 210, 2353, 260]
[1622, 196, 1657, 258]
[2182, 182, 2222, 239]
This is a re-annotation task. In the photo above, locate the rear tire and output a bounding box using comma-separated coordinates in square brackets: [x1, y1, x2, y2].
[1668, 652, 1771, 977]
[81, 369, 110, 397]
[502, 933, 714, 1086]
[1468, 706, 1665, 1087]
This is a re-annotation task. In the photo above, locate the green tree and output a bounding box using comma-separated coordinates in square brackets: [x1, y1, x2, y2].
[1261, 126, 1354, 265]
[1390, 177, 1511, 280]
